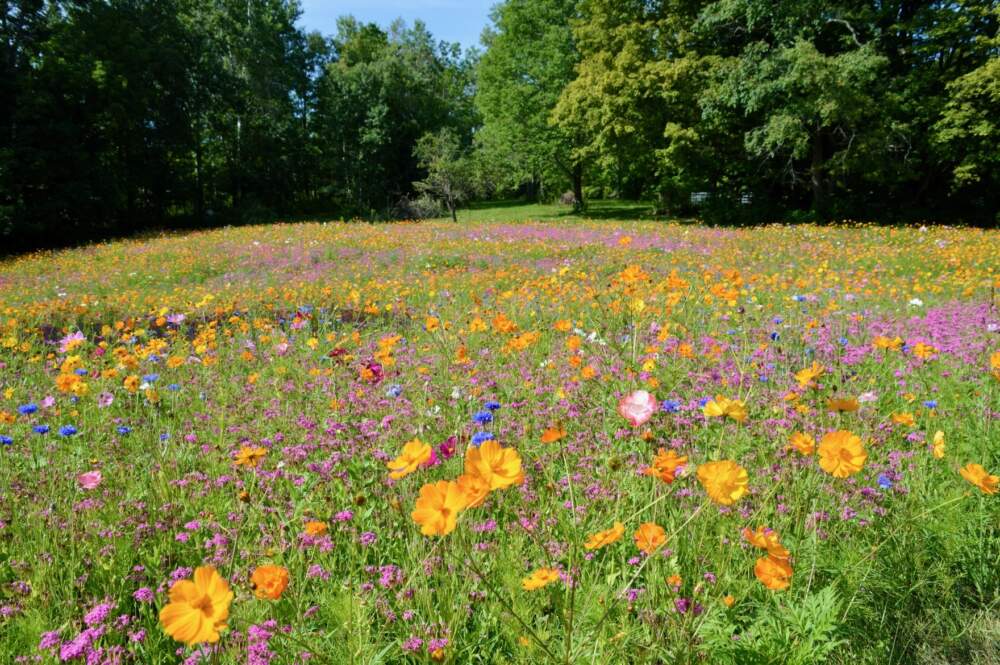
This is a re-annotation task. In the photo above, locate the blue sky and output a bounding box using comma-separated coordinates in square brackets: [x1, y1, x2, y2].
[297, 0, 495, 51]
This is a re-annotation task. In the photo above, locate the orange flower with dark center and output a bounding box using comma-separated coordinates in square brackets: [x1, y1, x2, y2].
[697, 460, 749, 506]
[584, 522, 625, 550]
[818, 431, 867, 478]
[159, 566, 233, 645]
[251, 565, 289, 600]
[644, 448, 688, 483]
[634, 522, 667, 554]
[754, 555, 793, 590]
[234, 446, 267, 468]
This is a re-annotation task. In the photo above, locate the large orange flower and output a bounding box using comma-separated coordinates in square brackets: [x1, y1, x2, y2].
[634, 522, 667, 554]
[754, 555, 793, 590]
[818, 431, 867, 478]
[387, 438, 432, 480]
[789, 432, 815, 455]
[455, 472, 491, 508]
[742, 526, 789, 560]
[697, 460, 749, 505]
[702, 395, 747, 423]
[464, 440, 523, 490]
[411, 480, 468, 536]
[959, 463, 998, 495]
[584, 522, 625, 550]
[644, 449, 688, 483]
[159, 566, 233, 645]
[251, 565, 289, 600]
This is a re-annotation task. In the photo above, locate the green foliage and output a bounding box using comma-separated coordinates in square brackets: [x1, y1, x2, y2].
[698, 587, 846, 665]
[412, 128, 473, 221]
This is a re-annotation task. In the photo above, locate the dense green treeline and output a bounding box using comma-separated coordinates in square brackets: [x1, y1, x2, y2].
[2, 1, 998, 250]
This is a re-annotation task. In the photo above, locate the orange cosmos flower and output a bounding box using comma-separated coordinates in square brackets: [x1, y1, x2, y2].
[818, 431, 867, 478]
[159, 566, 233, 645]
[411, 480, 468, 536]
[387, 438, 432, 480]
[723, 594, 735, 607]
[794, 361, 825, 388]
[873, 335, 903, 351]
[464, 440, 523, 490]
[891, 412, 916, 427]
[912, 342, 937, 359]
[931, 431, 945, 459]
[754, 555, 793, 590]
[959, 463, 998, 495]
[522, 567, 560, 591]
[234, 446, 267, 468]
[742, 526, 790, 560]
[991, 350, 1000, 371]
[584, 522, 625, 550]
[455, 472, 491, 508]
[304, 521, 328, 536]
[702, 395, 747, 423]
[697, 460, 749, 506]
[789, 432, 815, 455]
[634, 522, 667, 554]
[643, 448, 688, 483]
[540, 426, 566, 444]
[250, 565, 289, 600]
[826, 397, 859, 413]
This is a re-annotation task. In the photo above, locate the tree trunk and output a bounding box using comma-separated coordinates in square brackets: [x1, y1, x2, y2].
[810, 128, 826, 220]
[572, 163, 584, 209]
[449, 199, 457, 223]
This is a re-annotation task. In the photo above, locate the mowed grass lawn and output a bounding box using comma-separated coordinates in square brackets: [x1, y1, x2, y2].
[0, 213, 998, 664]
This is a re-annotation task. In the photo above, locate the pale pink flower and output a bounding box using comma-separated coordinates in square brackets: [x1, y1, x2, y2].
[618, 390, 657, 427]
[77, 470, 102, 490]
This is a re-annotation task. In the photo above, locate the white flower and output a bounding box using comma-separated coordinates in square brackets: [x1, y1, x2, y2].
[908, 298, 923, 307]
[450, 387, 461, 400]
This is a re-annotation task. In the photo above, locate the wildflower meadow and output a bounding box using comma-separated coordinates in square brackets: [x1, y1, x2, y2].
[0, 219, 998, 664]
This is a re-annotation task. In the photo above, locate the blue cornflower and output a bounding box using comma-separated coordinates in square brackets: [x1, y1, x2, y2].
[770, 332, 780, 341]
[484, 400, 501, 411]
[74, 368, 88, 376]
[160, 433, 170, 441]
[59, 425, 78, 437]
[117, 426, 132, 436]
[923, 400, 938, 409]
[471, 431, 495, 447]
[661, 400, 681, 414]
[148, 354, 161, 363]
[759, 374, 769, 382]
[0, 435, 12, 446]
[386, 384, 402, 398]
[792, 295, 806, 302]
[33, 425, 50, 435]
[473, 410, 493, 425]
[877, 474, 893, 490]
[167, 383, 181, 392]
[142, 373, 159, 383]
[697, 397, 710, 407]
[772, 316, 784, 324]
[18, 404, 38, 415]
[839, 337, 849, 346]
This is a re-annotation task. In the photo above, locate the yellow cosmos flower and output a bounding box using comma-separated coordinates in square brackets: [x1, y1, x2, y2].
[789, 432, 815, 455]
[464, 440, 523, 490]
[826, 397, 859, 413]
[891, 412, 916, 427]
[932, 431, 945, 459]
[959, 463, 998, 495]
[697, 460, 749, 506]
[584, 522, 625, 550]
[455, 472, 491, 508]
[159, 566, 233, 645]
[387, 438, 432, 480]
[411, 480, 468, 536]
[304, 521, 328, 536]
[794, 361, 825, 388]
[702, 395, 747, 423]
[234, 446, 267, 468]
[522, 567, 560, 591]
[818, 431, 867, 478]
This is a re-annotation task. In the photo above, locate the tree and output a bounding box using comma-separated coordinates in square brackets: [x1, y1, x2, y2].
[413, 128, 471, 222]
[475, 0, 584, 205]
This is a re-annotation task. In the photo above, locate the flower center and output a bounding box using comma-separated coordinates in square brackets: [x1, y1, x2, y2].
[192, 594, 214, 617]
